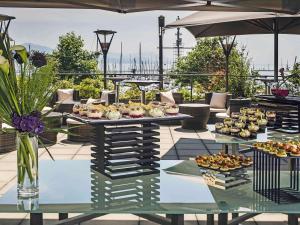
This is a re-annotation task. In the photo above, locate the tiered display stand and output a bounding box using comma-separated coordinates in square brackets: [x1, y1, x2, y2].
[91, 171, 160, 210]
[69, 114, 190, 179]
[198, 165, 251, 190]
[253, 148, 300, 203]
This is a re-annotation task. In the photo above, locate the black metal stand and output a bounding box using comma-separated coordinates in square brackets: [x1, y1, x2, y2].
[253, 148, 300, 203]
[91, 122, 160, 179]
[91, 170, 160, 210]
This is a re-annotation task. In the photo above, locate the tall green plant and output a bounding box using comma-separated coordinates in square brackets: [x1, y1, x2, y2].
[0, 34, 56, 195]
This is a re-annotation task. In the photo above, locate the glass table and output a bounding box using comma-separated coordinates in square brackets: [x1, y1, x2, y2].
[1, 160, 300, 225]
[207, 125, 300, 154]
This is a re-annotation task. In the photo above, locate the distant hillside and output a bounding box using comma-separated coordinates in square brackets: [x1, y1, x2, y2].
[22, 43, 53, 53]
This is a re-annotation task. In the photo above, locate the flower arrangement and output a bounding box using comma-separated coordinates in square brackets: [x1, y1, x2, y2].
[0, 33, 56, 197]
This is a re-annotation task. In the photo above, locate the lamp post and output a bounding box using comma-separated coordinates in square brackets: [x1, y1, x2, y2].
[219, 36, 236, 92]
[158, 16, 165, 90]
[94, 30, 116, 89]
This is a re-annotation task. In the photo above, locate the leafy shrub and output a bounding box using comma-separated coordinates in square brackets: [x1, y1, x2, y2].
[76, 78, 103, 98]
[55, 79, 74, 89]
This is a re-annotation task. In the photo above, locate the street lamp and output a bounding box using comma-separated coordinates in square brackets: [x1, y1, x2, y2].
[219, 35, 236, 92]
[94, 30, 116, 89]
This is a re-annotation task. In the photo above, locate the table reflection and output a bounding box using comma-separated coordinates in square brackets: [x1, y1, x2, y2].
[91, 170, 160, 211]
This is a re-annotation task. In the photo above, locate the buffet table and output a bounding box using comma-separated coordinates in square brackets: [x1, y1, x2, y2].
[2, 160, 300, 225]
[256, 95, 300, 133]
[68, 113, 191, 179]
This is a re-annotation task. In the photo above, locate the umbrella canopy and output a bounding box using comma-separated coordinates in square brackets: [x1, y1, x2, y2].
[167, 11, 300, 37]
[0, 0, 212, 13]
[219, 0, 300, 14]
[167, 11, 300, 83]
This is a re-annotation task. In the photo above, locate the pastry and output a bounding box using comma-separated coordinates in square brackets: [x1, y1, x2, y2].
[220, 126, 230, 134]
[106, 109, 122, 120]
[276, 149, 287, 157]
[149, 107, 165, 118]
[164, 104, 179, 115]
[79, 104, 88, 116]
[215, 122, 224, 131]
[257, 118, 268, 127]
[235, 120, 246, 129]
[231, 112, 240, 119]
[248, 123, 259, 133]
[239, 129, 251, 138]
[72, 103, 82, 114]
[247, 108, 256, 115]
[240, 107, 248, 115]
[224, 118, 234, 126]
[129, 104, 145, 118]
[230, 127, 240, 136]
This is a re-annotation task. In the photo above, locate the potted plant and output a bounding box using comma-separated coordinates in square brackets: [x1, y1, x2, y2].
[0, 36, 55, 198]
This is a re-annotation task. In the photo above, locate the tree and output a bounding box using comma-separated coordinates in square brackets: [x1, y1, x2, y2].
[173, 37, 258, 98]
[53, 32, 98, 83]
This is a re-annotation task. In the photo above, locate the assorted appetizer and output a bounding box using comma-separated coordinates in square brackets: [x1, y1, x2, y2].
[195, 152, 253, 172]
[215, 107, 273, 139]
[253, 141, 300, 158]
[72, 101, 180, 120]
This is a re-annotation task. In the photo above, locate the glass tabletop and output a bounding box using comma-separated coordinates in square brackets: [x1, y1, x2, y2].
[207, 125, 268, 145]
[1, 160, 300, 214]
[207, 125, 300, 145]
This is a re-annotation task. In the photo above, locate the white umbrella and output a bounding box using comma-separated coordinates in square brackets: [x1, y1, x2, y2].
[167, 11, 300, 84]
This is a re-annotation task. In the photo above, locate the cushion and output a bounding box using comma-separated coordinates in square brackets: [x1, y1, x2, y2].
[210, 108, 227, 113]
[160, 91, 175, 104]
[210, 92, 227, 109]
[86, 98, 97, 105]
[101, 90, 114, 105]
[42, 106, 52, 114]
[216, 112, 230, 119]
[66, 118, 84, 125]
[57, 89, 73, 102]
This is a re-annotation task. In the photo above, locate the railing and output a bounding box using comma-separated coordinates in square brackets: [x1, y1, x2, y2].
[57, 72, 299, 101]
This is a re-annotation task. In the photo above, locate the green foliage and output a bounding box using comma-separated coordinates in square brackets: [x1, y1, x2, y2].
[120, 84, 140, 101]
[0, 38, 55, 124]
[55, 79, 74, 89]
[76, 77, 103, 99]
[173, 37, 254, 98]
[287, 63, 300, 95]
[52, 32, 98, 83]
[178, 81, 205, 101]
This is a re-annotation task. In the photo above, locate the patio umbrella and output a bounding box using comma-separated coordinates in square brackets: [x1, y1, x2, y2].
[0, 0, 218, 13]
[217, 0, 300, 14]
[167, 11, 300, 88]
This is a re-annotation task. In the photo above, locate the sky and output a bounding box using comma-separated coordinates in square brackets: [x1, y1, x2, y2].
[1, 7, 300, 69]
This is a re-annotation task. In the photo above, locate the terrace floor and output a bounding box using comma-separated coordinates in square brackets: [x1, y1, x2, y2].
[0, 125, 295, 224]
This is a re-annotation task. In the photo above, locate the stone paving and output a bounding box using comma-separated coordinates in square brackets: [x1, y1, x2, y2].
[0, 125, 292, 224]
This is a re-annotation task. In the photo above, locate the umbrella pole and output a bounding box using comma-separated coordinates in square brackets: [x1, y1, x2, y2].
[274, 18, 279, 84]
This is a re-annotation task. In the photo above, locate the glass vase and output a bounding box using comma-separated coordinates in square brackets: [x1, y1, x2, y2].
[17, 133, 39, 198]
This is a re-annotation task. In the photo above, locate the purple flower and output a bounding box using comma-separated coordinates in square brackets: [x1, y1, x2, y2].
[11, 112, 44, 135]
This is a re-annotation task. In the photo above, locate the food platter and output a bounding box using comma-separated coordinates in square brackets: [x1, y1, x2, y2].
[195, 152, 253, 174]
[195, 152, 252, 189]
[214, 107, 273, 140]
[252, 140, 300, 158]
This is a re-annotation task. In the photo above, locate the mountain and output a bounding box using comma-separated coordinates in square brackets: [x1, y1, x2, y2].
[22, 43, 53, 53]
